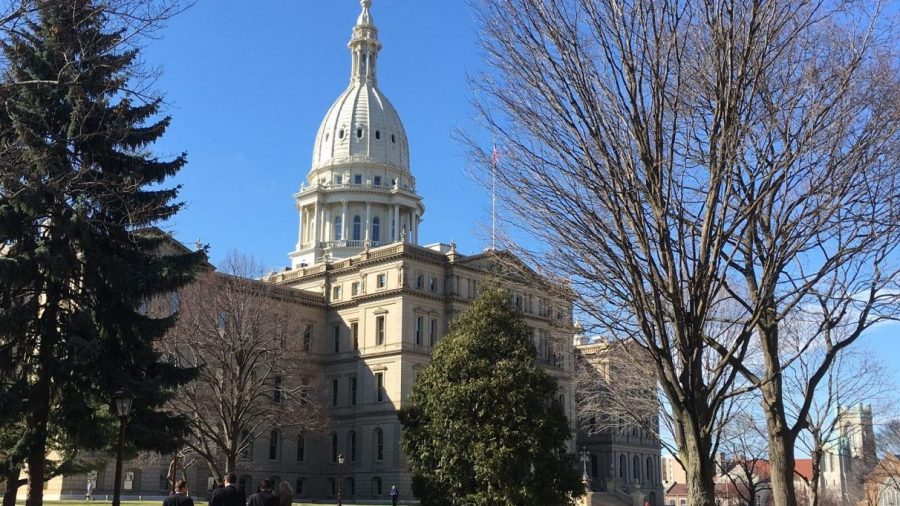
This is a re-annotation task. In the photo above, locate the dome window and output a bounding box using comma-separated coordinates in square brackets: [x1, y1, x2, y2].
[339, 129, 345, 139]
[375, 130, 381, 140]
[357, 128, 363, 138]
[391, 134, 396, 143]
[325, 133, 330, 141]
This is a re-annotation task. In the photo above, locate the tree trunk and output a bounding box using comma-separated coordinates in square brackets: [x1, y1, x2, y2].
[762, 383, 799, 506]
[3, 472, 24, 506]
[809, 447, 823, 506]
[25, 398, 49, 506]
[680, 427, 717, 506]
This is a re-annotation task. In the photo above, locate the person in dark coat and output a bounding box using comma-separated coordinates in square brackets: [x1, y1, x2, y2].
[390, 485, 399, 506]
[163, 481, 194, 506]
[210, 473, 246, 506]
[247, 479, 279, 506]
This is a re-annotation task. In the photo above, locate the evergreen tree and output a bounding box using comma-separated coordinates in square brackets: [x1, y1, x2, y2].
[399, 284, 584, 506]
[0, 2, 202, 505]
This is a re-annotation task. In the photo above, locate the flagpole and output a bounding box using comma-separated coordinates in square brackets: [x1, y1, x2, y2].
[492, 142, 497, 251]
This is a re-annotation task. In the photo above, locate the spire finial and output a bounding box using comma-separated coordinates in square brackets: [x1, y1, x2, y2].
[357, 0, 373, 27]
[348, 0, 381, 85]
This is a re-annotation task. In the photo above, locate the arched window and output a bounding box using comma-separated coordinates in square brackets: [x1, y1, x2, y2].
[295, 478, 306, 497]
[633, 455, 640, 480]
[268, 430, 279, 460]
[375, 130, 381, 140]
[339, 129, 345, 139]
[296, 434, 305, 462]
[333, 215, 343, 240]
[372, 477, 382, 497]
[357, 128, 363, 138]
[240, 430, 251, 460]
[345, 477, 355, 497]
[347, 430, 357, 462]
[352, 215, 361, 241]
[238, 475, 251, 495]
[619, 455, 626, 478]
[331, 432, 338, 462]
[372, 217, 381, 242]
[374, 428, 384, 462]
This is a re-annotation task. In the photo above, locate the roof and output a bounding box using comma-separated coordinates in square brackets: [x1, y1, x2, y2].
[794, 459, 813, 481]
[310, 0, 409, 173]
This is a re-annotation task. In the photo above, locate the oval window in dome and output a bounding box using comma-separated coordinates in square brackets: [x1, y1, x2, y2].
[375, 130, 381, 140]
[357, 128, 363, 138]
[339, 129, 344, 139]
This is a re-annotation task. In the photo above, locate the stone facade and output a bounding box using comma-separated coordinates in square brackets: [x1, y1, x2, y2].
[575, 339, 665, 506]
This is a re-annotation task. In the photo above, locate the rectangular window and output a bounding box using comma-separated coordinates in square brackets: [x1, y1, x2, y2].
[351, 322, 359, 350]
[273, 376, 283, 404]
[354, 174, 362, 184]
[333, 325, 340, 353]
[350, 376, 357, 405]
[429, 277, 437, 292]
[334, 174, 342, 185]
[416, 274, 424, 289]
[302, 324, 312, 351]
[332, 379, 339, 407]
[376, 273, 386, 288]
[300, 377, 309, 405]
[415, 316, 423, 345]
[430, 318, 437, 346]
[351, 281, 359, 296]
[374, 176, 382, 186]
[332, 285, 342, 301]
[376, 372, 384, 403]
[376, 316, 385, 345]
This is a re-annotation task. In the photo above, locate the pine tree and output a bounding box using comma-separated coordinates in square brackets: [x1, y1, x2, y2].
[0, 2, 203, 505]
[399, 284, 584, 506]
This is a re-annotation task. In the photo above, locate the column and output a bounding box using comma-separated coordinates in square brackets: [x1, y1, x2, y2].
[393, 204, 400, 242]
[296, 207, 304, 249]
[311, 203, 319, 247]
[341, 200, 348, 241]
[413, 213, 419, 244]
[365, 203, 372, 242]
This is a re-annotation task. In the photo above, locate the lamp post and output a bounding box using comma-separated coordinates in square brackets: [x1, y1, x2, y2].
[337, 453, 345, 506]
[581, 446, 590, 483]
[112, 390, 133, 506]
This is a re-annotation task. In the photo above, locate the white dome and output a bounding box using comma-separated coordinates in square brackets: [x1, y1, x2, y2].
[311, 82, 409, 172]
[309, 0, 410, 174]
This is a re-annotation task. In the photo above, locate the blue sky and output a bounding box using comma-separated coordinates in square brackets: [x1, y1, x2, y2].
[143, 1, 898, 392]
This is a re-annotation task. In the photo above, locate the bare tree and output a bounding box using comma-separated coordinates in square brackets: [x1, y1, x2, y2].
[467, 1, 900, 504]
[718, 408, 772, 506]
[784, 344, 893, 506]
[157, 253, 328, 479]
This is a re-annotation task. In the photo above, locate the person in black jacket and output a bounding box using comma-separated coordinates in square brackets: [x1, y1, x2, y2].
[247, 480, 279, 506]
[210, 473, 246, 506]
[163, 481, 194, 506]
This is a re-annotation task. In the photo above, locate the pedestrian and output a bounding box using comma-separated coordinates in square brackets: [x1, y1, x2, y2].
[276, 480, 294, 506]
[209, 473, 246, 506]
[163, 481, 194, 506]
[85, 480, 94, 502]
[247, 479, 279, 506]
[389, 485, 399, 506]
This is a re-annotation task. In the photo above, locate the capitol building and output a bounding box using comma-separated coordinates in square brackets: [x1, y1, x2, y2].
[39, 1, 584, 503]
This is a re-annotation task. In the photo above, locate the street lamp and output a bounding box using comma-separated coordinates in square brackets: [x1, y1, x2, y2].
[581, 446, 590, 482]
[112, 390, 133, 506]
[337, 453, 345, 506]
